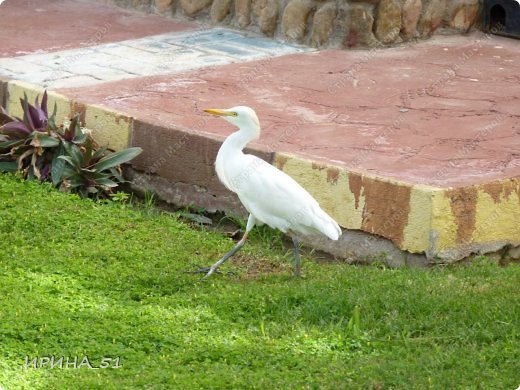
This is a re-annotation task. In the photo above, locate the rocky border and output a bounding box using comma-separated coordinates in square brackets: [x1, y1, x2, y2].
[88, 0, 483, 49]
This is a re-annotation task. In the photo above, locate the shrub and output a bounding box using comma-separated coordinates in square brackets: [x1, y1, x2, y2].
[0, 92, 142, 198]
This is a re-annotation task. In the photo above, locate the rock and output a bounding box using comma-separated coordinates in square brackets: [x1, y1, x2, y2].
[235, 0, 252, 28]
[350, 0, 381, 4]
[401, 0, 422, 39]
[375, 0, 402, 44]
[508, 246, 520, 260]
[344, 4, 376, 48]
[282, 0, 314, 42]
[131, 0, 152, 12]
[211, 0, 232, 22]
[253, 0, 279, 36]
[154, 0, 173, 14]
[180, 0, 212, 17]
[311, 3, 337, 47]
[447, 0, 479, 32]
[418, 0, 446, 37]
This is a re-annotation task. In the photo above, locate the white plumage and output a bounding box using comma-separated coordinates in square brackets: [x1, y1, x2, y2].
[196, 106, 341, 278]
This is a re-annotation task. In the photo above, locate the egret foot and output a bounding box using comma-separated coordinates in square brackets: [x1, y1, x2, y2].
[189, 231, 250, 279]
[189, 266, 234, 278]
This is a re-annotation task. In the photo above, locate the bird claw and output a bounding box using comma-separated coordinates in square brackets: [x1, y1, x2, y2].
[186, 265, 234, 279]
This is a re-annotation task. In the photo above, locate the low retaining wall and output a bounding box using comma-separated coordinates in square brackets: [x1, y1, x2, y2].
[87, 0, 483, 48]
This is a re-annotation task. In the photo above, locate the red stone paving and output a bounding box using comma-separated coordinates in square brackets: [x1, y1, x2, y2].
[58, 33, 520, 188]
[0, 0, 196, 57]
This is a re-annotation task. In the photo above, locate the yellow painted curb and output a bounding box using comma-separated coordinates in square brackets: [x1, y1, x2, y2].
[5, 80, 132, 151]
[82, 104, 132, 151]
[273, 152, 520, 261]
[7, 80, 71, 125]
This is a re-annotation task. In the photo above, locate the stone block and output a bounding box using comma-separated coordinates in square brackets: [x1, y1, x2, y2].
[447, 0, 480, 32]
[211, 0, 232, 22]
[282, 0, 314, 42]
[401, 0, 422, 39]
[418, 0, 446, 37]
[130, 120, 272, 212]
[83, 104, 133, 151]
[235, 0, 252, 28]
[344, 4, 376, 47]
[311, 3, 337, 47]
[375, 0, 402, 44]
[253, 0, 279, 36]
[154, 0, 173, 14]
[180, 0, 212, 17]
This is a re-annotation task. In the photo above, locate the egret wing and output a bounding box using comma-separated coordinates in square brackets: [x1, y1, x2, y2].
[234, 155, 340, 239]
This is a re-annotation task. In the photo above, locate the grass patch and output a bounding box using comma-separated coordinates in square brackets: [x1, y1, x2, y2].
[0, 174, 518, 388]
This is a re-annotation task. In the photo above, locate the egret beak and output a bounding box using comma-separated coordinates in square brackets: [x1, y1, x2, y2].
[204, 109, 234, 117]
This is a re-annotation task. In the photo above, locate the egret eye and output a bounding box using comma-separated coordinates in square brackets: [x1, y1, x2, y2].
[232, 112, 238, 117]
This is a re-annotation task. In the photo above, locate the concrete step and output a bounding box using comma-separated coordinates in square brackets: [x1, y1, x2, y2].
[1, 0, 518, 265]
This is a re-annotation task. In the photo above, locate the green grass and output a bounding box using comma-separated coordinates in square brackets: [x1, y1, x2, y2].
[0, 174, 518, 389]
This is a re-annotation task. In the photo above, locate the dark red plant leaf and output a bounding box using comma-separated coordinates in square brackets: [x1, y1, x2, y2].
[27, 103, 47, 131]
[41, 91, 48, 117]
[0, 121, 31, 138]
[40, 163, 51, 179]
[20, 97, 35, 132]
[0, 111, 15, 127]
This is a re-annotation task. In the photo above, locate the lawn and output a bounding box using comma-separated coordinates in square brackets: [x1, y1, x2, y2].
[0, 173, 518, 389]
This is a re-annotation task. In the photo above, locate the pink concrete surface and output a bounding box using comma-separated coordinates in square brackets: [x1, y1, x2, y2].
[0, 0, 196, 57]
[58, 33, 520, 188]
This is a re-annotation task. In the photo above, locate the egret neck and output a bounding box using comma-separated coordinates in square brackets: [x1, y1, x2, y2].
[215, 116, 260, 191]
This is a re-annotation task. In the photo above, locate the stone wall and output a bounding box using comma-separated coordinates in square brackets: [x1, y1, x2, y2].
[90, 0, 483, 48]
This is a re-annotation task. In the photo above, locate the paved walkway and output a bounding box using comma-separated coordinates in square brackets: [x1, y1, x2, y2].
[1, 0, 519, 263]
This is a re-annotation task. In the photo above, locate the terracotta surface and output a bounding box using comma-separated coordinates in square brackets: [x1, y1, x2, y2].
[0, 0, 196, 58]
[58, 34, 520, 188]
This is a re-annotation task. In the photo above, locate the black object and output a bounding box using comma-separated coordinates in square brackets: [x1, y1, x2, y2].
[483, 0, 520, 38]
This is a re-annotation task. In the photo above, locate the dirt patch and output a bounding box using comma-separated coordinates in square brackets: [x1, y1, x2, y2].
[232, 253, 291, 278]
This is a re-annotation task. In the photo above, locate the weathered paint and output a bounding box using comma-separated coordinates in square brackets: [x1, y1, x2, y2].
[273, 152, 520, 261]
[446, 187, 478, 244]
[401, 185, 434, 253]
[83, 104, 132, 151]
[360, 176, 411, 246]
[274, 153, 361, 228]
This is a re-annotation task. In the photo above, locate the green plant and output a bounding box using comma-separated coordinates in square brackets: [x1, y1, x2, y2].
[0, 92, 142, 198]
[59, 135, 142, 198]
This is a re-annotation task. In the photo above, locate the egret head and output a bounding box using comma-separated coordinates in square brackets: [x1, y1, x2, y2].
[204, 106, 260, 139]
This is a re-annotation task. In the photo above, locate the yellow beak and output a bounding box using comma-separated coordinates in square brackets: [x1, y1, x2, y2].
[203, 108, 234, 117]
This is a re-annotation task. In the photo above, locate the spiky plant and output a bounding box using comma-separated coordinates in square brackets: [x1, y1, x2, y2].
[0, 92, 142, 198]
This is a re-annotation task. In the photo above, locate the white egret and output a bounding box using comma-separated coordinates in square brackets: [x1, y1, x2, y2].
[196, 106, 341, 278]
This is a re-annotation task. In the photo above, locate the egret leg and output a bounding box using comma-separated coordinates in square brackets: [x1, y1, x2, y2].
[192, 214, 256, 279]
[292, 236, 301, 277]
[196, 232, 249, 279]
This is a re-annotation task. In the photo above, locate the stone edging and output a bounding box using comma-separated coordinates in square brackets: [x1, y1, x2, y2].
[90, 0, 483, 49]
[2, 77, 518, 266]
